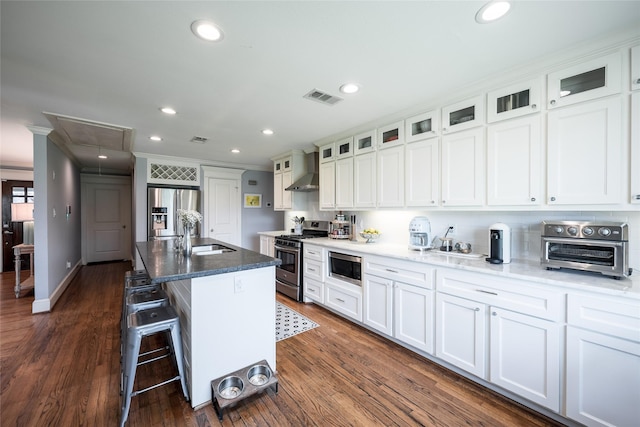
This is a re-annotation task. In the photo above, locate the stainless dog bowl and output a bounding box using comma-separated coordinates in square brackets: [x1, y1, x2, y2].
[218, 376, 244, 399]
[247, 364, 272, 386]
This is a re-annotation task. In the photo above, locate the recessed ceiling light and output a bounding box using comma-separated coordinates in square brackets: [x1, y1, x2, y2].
[160, 107, 177, 115]
[149, 135, 162, 141]
[339, 83, 360, 94]
[191, 20, 224, 42]
[231, 149, 240, 153]
[475, 1, 511, 24]
[262, 129, 274, 135]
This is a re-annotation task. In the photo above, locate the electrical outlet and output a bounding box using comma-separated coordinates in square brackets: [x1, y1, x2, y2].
[66, 261, 71, 269]
[234, 277, 244, 293]
[447, 225, 455, 236]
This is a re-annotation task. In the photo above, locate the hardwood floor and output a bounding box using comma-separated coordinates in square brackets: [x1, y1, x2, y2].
[0, 262, 565, 426]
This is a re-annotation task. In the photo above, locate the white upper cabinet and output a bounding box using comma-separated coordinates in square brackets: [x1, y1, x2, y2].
[441, 128, 485, 206]
[319, 142, 335, 163]
[405, 138, 439, 207]
[632, 45, 640, 91]
[354, 152, 377, 208]
[441, 96, 484, 134]
[354, 130, 377, 155]
[631, 92, 640, 203]
[319, 161, 336, 209]
[547, 52, 621, 109]
[335, 157, 354, 209]
[547, 97, 623, 205]
[487, 115, 542, 206]
[377, 145, 405, 207]
[377, 121, 405, 149]
[487, 78, 542, 123]
[336, 136, 354, 159]
[405, 110, 439, 143]
[272, 151, 305, 210]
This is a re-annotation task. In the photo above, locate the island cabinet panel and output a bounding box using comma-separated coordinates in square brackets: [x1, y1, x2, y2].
[166, 267, 276, 408]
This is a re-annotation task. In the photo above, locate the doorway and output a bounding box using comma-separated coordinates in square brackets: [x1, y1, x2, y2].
[2, 180, 34, 272]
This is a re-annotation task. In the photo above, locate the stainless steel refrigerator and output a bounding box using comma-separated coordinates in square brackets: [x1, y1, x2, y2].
[148, 187, 201, 240]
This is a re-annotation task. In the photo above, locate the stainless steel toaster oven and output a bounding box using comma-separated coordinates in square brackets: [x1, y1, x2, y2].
[541, 221, 631, 279]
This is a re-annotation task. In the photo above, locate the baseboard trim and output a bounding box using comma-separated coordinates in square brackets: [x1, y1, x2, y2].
[31, 261, 82, 314]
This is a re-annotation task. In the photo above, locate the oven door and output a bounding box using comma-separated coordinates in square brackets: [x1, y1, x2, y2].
[542, 237, 626, 276]
[274, 244, 300, 286]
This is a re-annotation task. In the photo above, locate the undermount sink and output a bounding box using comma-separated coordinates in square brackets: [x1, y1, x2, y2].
[192, 244, 235, 256]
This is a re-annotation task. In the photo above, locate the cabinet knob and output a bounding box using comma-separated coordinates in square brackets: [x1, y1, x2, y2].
[474, 307, 480, 312]
[530, 197, 536, 202]
[492, 311, 497, 316]
[531, 104, 537, 109]
[635, 195, 640, 200]
[442, 200, 446, 204]
[431, 200, 435, 204]
[550, 197, 556, 202]
[550, 99, 556, 106]
[635, 78, 640, 85]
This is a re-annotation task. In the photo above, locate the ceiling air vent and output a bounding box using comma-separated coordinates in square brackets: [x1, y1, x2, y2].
[190, 136, 209, 144]
[303, 89, 343, 106]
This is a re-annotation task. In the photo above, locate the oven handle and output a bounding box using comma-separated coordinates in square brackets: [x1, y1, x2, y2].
[274, 244, 300, 256]
[542, 236, 624, 247]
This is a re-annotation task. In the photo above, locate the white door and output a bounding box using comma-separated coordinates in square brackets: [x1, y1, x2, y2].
[354, 152, 376, 208]
[547, 97, 622, 205]
[436, 292, 486, 378]
[335, 157, 354, 209]
[82, 177, 131, 263]
[406, 139, 439, 207]
[394, 282, 434, 354]
[363, 274, 393, 336]
[205, 177, 240, 245]
[441, 128, 484, 206]
[377, 145, 404, 207]
[489, 308, 560, 411]
[319, 161, 335, 210]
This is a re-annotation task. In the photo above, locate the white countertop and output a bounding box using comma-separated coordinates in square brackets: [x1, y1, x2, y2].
[257, 230, 287, 237]
[302, 237, 640, 300]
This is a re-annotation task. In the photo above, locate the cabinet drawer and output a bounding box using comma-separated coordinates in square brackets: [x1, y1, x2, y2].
[568, 293, 640, 342]
[304, 277, 324, 304]
[325, 279, 362, 322]
[436, 269, 564, 321]
[303, 259, 324, 282]
[303, 244, 323, 261]
[366, 256, 435, 289]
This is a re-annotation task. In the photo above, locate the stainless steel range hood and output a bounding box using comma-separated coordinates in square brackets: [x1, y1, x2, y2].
[285, 151, 319, 192]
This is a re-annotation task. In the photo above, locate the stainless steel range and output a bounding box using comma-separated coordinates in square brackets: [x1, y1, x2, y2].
[541, 220, 632, 279]
[275, 220, 329, 301]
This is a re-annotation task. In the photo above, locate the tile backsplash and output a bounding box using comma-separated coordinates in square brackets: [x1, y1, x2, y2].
[284, 207, 640, 271]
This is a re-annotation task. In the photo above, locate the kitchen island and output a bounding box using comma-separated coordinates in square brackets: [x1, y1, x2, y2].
[136, 238, 281, 408]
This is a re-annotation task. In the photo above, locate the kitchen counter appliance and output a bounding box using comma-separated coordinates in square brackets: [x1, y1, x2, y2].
[274, 220, 329, 301]
[328, 251, 362, 286]
[409, 216, 432, 251]
[486, 223, 511, 264]
[541, 220, 631, 278]
[148, 186, 201, 240]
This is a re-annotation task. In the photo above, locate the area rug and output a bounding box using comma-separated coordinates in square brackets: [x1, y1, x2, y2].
[276, 302, 319, 342]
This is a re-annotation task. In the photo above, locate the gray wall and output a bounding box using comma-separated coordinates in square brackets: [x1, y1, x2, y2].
[34, 135, 81, 301]
[241, 170, 283, 251]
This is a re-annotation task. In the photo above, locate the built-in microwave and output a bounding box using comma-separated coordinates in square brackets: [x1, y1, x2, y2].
[328, 251, 362, 286]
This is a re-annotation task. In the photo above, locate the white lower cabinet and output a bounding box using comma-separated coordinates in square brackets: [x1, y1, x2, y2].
[303, 244, 325, 304]
[259, 235, 275, 257]
[565, 293, 640, 427]
[325, 278, 362, 322]
[436, 268, 563, 412]
[364, 257, 435, 353]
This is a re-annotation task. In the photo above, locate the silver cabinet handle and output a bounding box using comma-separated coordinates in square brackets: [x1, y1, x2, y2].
[3, 231, 14, 235]
[336, 298, 345, 303]
[308, 268, 316, 272]
[476, 289, 498, 296]
[385, 269, 398, 273]
[308, 288, 316, 293]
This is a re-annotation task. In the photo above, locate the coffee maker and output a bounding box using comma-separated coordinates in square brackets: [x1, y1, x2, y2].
[409, 216, 432, 251]
[486, 223, 511, 264]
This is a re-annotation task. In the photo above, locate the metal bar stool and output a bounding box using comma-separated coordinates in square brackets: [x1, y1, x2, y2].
[125, 269, 148, 281]
[120, 305, 189, 427]
[120, 287, 169, 394]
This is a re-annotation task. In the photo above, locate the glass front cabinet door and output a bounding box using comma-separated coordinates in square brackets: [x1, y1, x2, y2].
[354, 130, 377, 155]
[487, 78, 542, 123]
[336, 136, 354, 159]
[377, 121, 405, 149]
[320, 142, 335, 163]
[405, 110, 439, 143]
[547, 52, 621, 109]
[441, 96, 484, 134]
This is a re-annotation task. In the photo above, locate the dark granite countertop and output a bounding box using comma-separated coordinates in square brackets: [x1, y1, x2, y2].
[136, 238, 281, 284]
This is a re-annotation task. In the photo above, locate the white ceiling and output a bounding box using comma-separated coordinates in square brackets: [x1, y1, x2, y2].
[2, 1, 639, 173]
